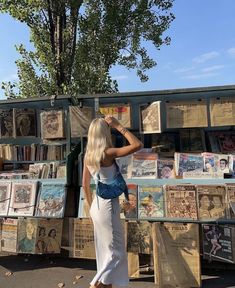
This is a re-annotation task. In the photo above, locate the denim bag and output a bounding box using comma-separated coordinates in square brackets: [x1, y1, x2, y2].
[96, 161, 129, 200]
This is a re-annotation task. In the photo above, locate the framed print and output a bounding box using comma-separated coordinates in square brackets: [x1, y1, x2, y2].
[69, 106, 93, 137]
[8, 181, 38, 217]
[0, 181, 12, 216]
[14, 108, 36, 137]
[210, 97, 235, 127]
[99, 103, 131, 128]
[40, 110, 65, 139]
[139, 101, 161, 134]
[166, 99, 208, 128]
[0, 109, 14, 138]
[35, 182, 66, 218]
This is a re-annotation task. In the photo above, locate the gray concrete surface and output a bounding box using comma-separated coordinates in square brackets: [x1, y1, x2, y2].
[0, 254, 235, 288]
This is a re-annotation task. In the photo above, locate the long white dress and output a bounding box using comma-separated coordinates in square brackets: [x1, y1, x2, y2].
[88, 164, 129, 287]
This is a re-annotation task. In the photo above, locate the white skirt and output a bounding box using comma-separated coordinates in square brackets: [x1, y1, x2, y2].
[90, 195, 129, 287]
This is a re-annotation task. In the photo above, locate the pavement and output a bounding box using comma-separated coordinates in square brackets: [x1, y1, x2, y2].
[1, 253, 235, 288]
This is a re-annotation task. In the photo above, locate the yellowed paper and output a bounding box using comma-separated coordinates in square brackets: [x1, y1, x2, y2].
[210, 97, 235, 126]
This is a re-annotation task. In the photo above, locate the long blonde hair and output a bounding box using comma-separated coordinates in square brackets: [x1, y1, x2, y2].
[84, 118, 113, 171]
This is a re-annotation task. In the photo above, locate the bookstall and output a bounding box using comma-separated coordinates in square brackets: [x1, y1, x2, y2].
[73, 84, 235, 287]
[0, 95, 82, 255]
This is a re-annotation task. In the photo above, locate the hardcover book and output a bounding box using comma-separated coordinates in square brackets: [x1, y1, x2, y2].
[138, 185, 164, 219]
[8, 181, 38, 217]
[35, 182, 66, 218]
[164, 184, 198, 220]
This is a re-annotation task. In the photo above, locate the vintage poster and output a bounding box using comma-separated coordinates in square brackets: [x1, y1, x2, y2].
[1, 218, 18, 253]
[69, 106, 93, 137]
[0, 181, 12, 216]
[179, 129, 205, 152]
[35, 182, 66, 218]
[130, 152, 158, 179]
[17, 218, 38, 254]
[14, 108, 36, 137]
[126, 221, 152, 254]
[40, 110, 65, 139]
[36, 219, 63, 254]
[139, 101, 161, 134]
[73, 219, 96, 259]
[151, 133, 177, 155]
[152, 223, 201, 288]
[174, 153, 204, 177]
[99, 104, 131, 128]
[8, 181, 37, 217]
[210, 97, 235, 127]
[164, 185, 198, 220]
[202, 152, 230, 174]
[0, 109, 14, 138]
[119, 184, 138, 219]
[157, 159, 175, 179]
[226, 184, 235, 218]
[166, 99, 208, 128]
[78, 185, 96, 218]
[197, 185, 227, 220]
[202, 224, 235, 263]
[116, 155, 132, 179]
[138, 185, 164, 219]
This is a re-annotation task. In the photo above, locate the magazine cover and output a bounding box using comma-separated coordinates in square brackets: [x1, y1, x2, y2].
[139, 101, 161, 134]
[8, 181, 38, 217]
[152, 222, 200, 288]
[174, 153, 204, 177]
[179, 129, 206, 152]
[69, 106, 93, 137]
[99, 104, 131, 128]
[35, 182, 66, 218]
[14, 108, 36, 137]
[17, 217, 38, 254]
[202, 152, 230, 174]
[126, 221, 152, 254]
[138, 185, 164, 219]
[0, 181, 12, 216]
[73, 218, 96, 259]
[36, 218, 63, 254]
[1, 218, 18, 253]
[157, 159, 175, 179]
[202, 224, 235, 263]
[116, 155, 132, 179]
[119, 184, 138, 220]
[164, 185, 198, 220]
[0, 109, 14, 138]
[197, 185, 227, 220]
[40, 110, 65, 139]
[130, 152, 158, 179]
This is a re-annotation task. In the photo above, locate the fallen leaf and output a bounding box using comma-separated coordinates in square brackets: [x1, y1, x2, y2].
[5, 271, 13, 276]
[58, 283, 65, 288]
[75, 275, 83, 280]
[72, 281, 77, 285]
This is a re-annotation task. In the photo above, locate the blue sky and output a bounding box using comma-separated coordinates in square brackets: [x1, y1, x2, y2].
[0, 0, 235, 99]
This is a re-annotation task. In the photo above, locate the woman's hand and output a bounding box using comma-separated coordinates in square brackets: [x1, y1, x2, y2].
[104, 115, 121, 129]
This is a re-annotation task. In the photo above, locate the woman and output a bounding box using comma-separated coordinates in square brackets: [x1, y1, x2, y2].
[82, 115, 143, 288]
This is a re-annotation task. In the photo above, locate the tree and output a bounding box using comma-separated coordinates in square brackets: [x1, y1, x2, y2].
[0, 0, 175, 98]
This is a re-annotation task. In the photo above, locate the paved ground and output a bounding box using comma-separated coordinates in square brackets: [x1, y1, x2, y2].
[1, 254, 235, 288]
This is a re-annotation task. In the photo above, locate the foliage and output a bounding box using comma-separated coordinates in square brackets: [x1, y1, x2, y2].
[0, 0, 175, 98]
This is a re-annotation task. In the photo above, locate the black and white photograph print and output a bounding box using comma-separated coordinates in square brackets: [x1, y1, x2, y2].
[0, 109, 14, 138]
[14, 108, 37, 137]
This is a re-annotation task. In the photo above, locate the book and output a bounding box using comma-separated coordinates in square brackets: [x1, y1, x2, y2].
[8, 181, 38, 217]
[202, 224, 235, 263]
[0, 181, 12, 216]
[130, 152, 158, 179]
[197, 185, 227, 220]
[35, 182, 66, 218]
[174, 153, 204, 177]
[164, 184, 198, 220]
[139, 101, 161, 133]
